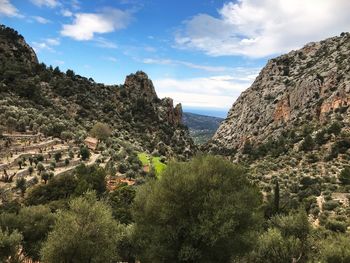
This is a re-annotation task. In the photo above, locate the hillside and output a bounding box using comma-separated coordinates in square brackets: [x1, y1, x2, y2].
[206, 32, 350, 227]
[182, 112, 223, 144]
[0, 25, 195, 159]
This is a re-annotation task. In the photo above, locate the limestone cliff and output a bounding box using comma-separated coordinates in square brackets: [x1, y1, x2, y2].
[210, 33, 350, 152]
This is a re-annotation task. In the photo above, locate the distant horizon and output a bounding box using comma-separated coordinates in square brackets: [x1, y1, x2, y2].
[183, 107, 227, 119]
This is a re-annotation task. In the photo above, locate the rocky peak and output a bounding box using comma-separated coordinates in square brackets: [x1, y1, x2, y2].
[123, 71, 158, 102]
[0, 24, 38, 65]
[210, 32, 350, 151]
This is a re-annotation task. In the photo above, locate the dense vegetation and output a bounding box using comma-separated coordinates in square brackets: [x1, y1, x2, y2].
[0, 156, 349, 262]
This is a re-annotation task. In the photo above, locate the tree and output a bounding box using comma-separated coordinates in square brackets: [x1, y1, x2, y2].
[25, 174, 78, 206]
[251, 210, 311, 263]
[74, 164, 107, 196]
[108, 184, 136, 224]
[0, 205, 55, 261]
[29, 156, 34, 166]
[18, 160, 23, 169]
[319, 233, 350, 263]
[16, 177, 27, 196]
[133, 155, 262, 263]
[37, 162, 45, 175]
[28, 166, 34, 175]
[328, 122, 342, 135]
[53, 152, 62, 162]
[41, 192, 124, 262]
[90, 122, 112, 141]
[80, 146, 90, 161]
[41, 172, 50, 184]
[301, 135, 314, 152]
[251, 228, 302, 263]
[339, 167, 350, 185]
[273, 179, 280, 214]
[0, 229, 22, 262]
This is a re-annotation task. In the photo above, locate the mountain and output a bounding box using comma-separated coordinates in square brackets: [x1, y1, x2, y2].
[0, 25, 195, 159]
[208, 32, 350, 156]
[205, 33, 350, 224]
[182, 112, 223, 144]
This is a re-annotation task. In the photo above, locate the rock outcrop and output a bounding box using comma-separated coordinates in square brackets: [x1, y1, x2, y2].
[0, 25, 38, 65]
[209, 33, 350, 151]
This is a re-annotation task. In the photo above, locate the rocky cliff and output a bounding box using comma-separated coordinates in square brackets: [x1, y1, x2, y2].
[209, 32, 350, 152]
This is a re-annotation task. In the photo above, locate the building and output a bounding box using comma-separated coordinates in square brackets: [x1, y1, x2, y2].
[84, 137, 98, 151]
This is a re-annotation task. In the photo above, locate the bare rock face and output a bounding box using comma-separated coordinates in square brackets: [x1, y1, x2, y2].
[123, 71, 184, 126]
[174, 103, 183, 125]
[210, 33, 350, 151]
[0, 25, 38, 65]
[124, 71, 158, 103]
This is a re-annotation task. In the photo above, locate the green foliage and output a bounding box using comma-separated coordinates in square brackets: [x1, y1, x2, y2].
[319, 234, 350, 263]
[26, 174, 78, 205]
[0, 229, 22, 262]
[327, 122, 342, 135]
[41, 192, 124, 263]
[80, 146, 90, 161]
[133, 155, 262, 263]
[90, 122, 112, 141]
[108, 184, 136, 224]
[16, 177, 27, 195]
[53, 151, 62, 162]
[0, 205, 55, 260]
[74, 164, 107, 196]
[325, 220, 347, 233]
[250, 210, 311, 263]
[339, 166, 350, 185]
[251, 228, 302, 263]
[301, 135, 315, 152]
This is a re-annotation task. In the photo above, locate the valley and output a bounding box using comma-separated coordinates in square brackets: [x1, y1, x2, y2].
[0, 20, 350, 262]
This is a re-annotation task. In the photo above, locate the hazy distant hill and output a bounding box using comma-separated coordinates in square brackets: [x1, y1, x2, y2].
[183, 112, 223, 144]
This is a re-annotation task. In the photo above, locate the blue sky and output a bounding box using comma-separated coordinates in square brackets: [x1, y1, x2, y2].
[1, 0, 350, 117]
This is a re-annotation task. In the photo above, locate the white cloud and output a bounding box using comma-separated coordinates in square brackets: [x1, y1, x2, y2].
[32, 16, 51, 24]
[175, 0, 350, 57]
[142, 58, 230, 72]
[61, 9, 132, 41]
[142, 58, 260, 75]
[0, 0, 20, 17]
[46, 38, 60, 45]
[54, 60, 64, 65]
[103, 56, 118, 62]
[30, 0, 60, 8]
[153, 72, 257, 109]
[32, 38, 60, 52]
[61, 9, 73, 17]
[95, 37, 118, 49]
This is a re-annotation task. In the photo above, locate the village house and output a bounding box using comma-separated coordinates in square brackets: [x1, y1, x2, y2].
[84, 137, 98, 151]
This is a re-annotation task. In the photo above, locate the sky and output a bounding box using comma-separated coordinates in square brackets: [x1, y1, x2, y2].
[1, 0, 350, 117]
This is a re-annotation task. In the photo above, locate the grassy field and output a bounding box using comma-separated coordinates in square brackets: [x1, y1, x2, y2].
[137, 152, 166, 177]
[138, 152, 149, 166]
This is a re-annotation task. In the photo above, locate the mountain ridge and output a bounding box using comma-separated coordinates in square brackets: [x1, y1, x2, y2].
[0, 24, 195, 159]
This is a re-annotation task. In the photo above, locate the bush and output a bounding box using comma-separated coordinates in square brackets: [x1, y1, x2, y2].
[325, 220, 347, 233]
[339, 167, 350, 185]
[323, 200, 340, 211]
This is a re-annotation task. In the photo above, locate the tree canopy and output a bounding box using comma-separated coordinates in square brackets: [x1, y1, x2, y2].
[41, 191, 124, 263]
[132, 155, 262, 263]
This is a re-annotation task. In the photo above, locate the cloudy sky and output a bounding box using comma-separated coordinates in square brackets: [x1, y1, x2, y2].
[1, 0, 350, 117]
